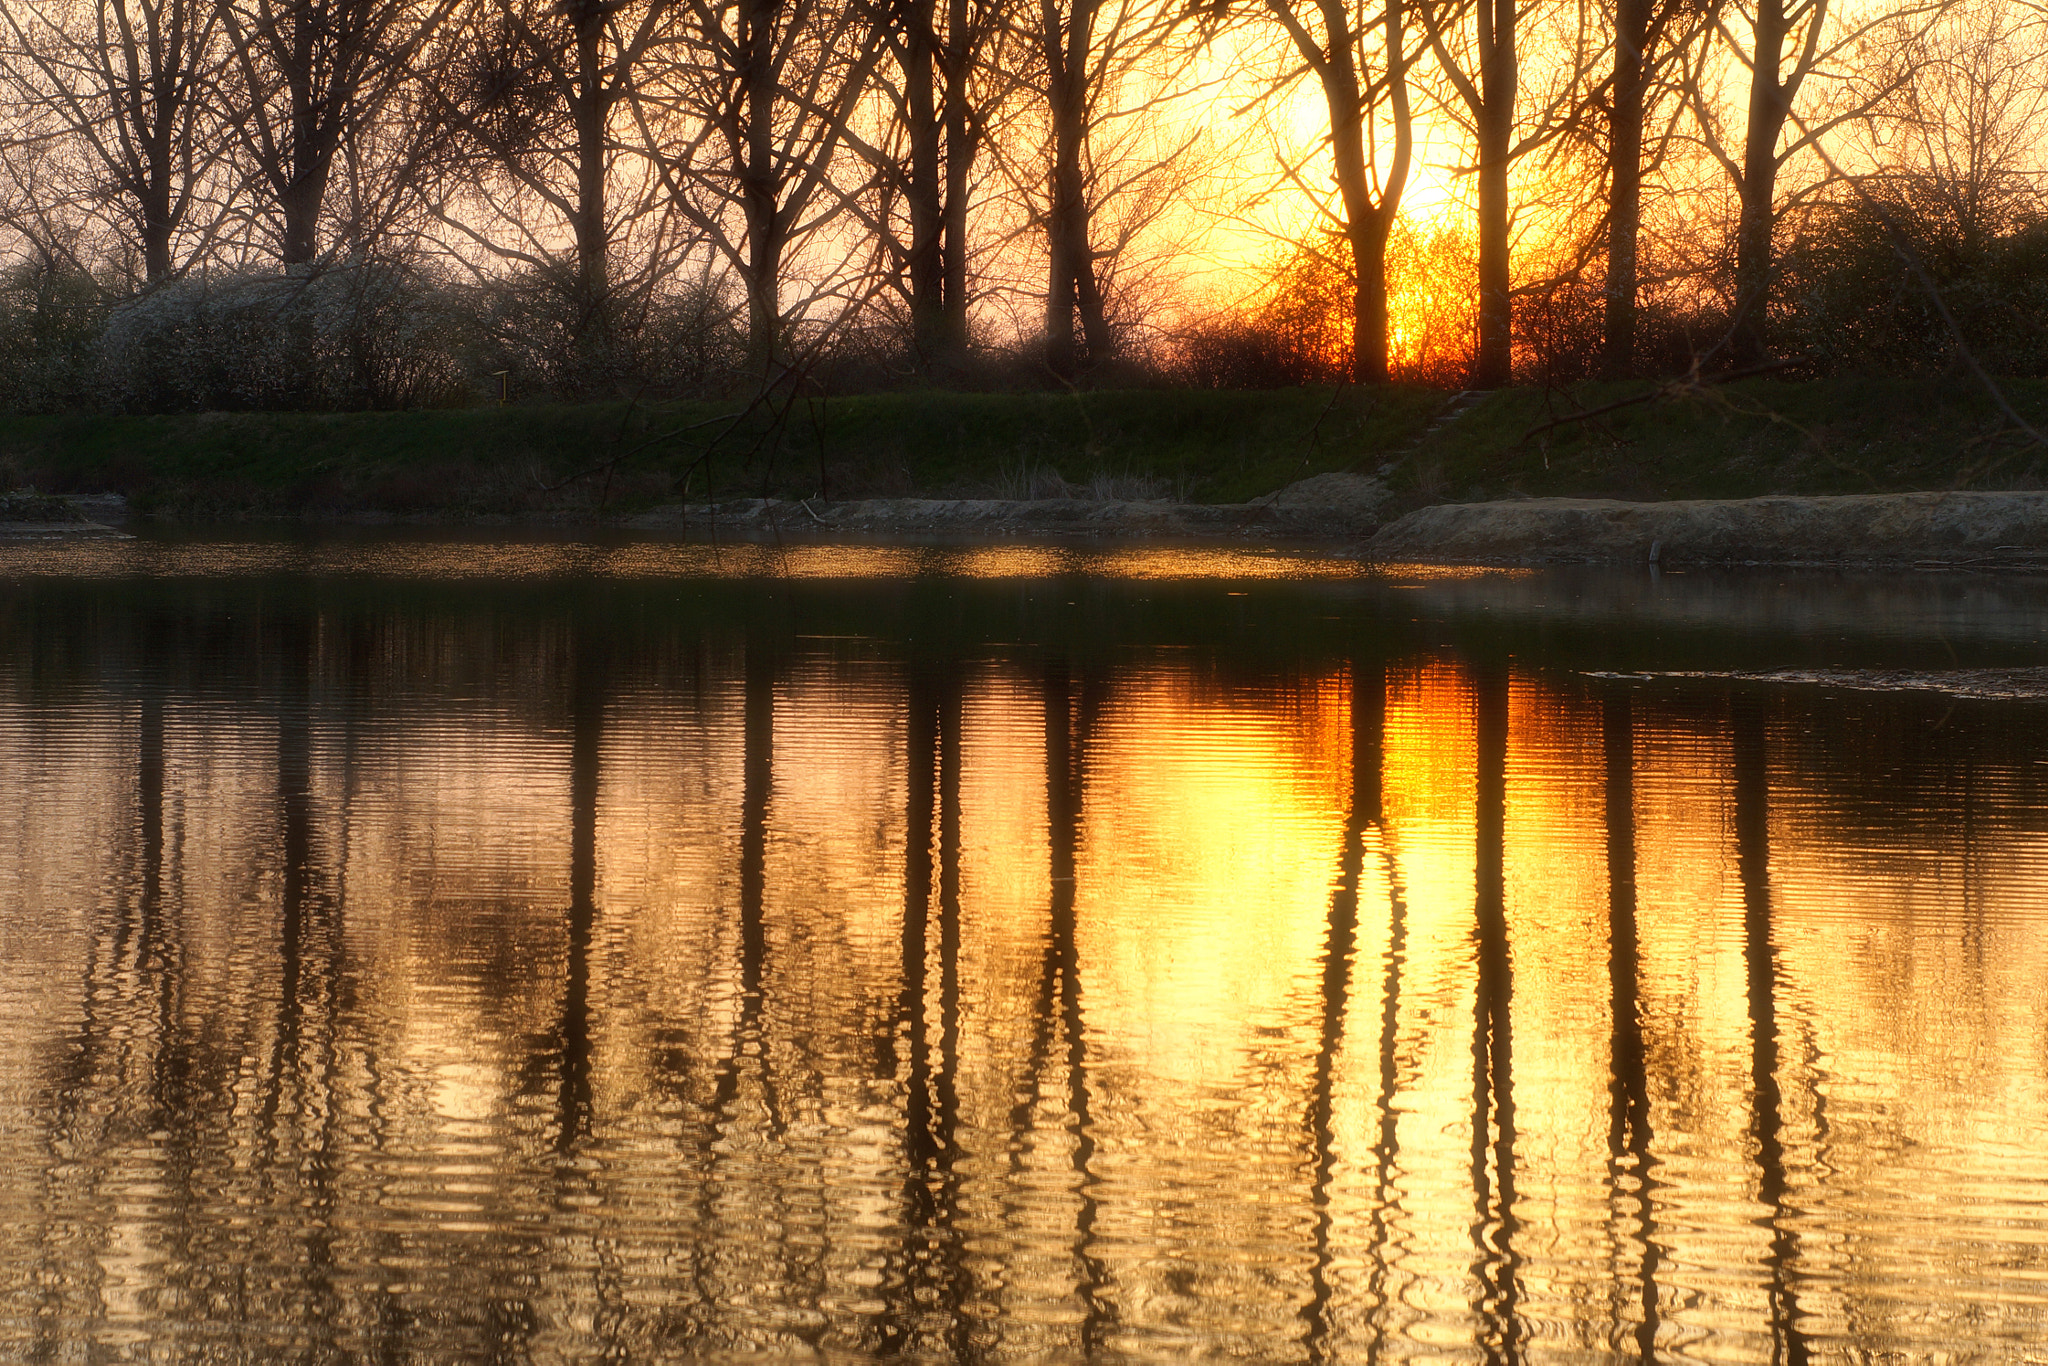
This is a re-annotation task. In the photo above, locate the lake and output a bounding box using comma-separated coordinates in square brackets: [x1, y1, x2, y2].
[2, 532, 2045, 1363]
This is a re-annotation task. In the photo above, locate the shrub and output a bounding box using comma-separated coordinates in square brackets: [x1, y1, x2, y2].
[0, 257, 107, 414]
[1166, 241, 1355, 389]
[1776, 200, 2048, 377]
[0, 488, 84, 521]
[460, 268, 747, 402]
[1168, 225, 1483, 390]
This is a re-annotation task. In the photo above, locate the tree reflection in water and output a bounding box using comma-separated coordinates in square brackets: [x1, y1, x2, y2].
[1470, 664, 1521, 1364]
[1028, 656, 1110, 1355]
[1735, 695, 1812, 1366]
[555, 624, 601, 1154]
[0, 564, 2045, 1362]
[1602, 687, 1661, 1360]
[1299, 659, 1367, 1365]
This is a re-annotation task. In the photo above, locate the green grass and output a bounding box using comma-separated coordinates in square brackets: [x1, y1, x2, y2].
[0, 386, 1446, 518]
[1, 376, 2041, 519]
[797, 387, 1445, 502]
[1397, 374, 2048, 506]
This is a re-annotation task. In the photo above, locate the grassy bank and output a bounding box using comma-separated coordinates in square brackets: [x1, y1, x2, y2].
[1402, 375, 2048, 504]
[0, 387, 1441, 518]
[0, 376, 2042, 520]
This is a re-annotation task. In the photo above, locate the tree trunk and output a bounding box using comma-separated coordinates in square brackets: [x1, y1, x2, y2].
[572, 7, 613, 356]
[1044, 201, 1079, 380]
[1602, 0, 1647, 379]
[1325, 59, 1382, 383]
[1074, 235, 1112, 365]
[940, 0, 973, 364]
[1067, 0, 1112, 378]
[1274, 0, 1409, 383]
[279, 16, 333, 266]
[1042, 0, 1101, 378]
[1732, 0, 1790, 368]
[1473, 0, 1515, 388]
[905, 0, 945, 365]
[1322, 0, 1409, 385]
[741, 0, 782, 376]
[1067, 0, 1112, 373]
[1349, 216, 1396, 384]
[279, 172, 329, 266]
[131, 3, 184, 283]
[141, 146, 175, 283]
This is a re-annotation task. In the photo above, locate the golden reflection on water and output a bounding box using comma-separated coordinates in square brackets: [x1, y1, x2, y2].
[0, 536, 1523, 583]
[1, 594, 2046, 1362]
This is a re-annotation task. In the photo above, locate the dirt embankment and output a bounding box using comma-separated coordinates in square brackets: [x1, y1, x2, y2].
[1365, 491, 2048, 566]
[636, 485, 2048, 567]
[623, 471, 1395, 541]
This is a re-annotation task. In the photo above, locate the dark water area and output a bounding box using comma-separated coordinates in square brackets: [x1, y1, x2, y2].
[2, 533, 2047, 1363]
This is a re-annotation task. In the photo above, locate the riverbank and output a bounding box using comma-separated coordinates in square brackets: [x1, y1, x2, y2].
[20, 483, 2035, 570]
[1365, 490, 2048, 566]
[5, 378, 2048, 564]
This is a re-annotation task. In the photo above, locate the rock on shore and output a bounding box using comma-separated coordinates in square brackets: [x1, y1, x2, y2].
[1367, 491, 2048, 565]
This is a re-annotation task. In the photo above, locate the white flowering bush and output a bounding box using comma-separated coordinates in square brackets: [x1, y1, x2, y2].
[99, 261, 473, 412]
[5, 256, 749, 413]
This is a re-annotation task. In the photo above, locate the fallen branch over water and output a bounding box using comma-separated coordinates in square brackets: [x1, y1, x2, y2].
[1518, 359, 1806, 445]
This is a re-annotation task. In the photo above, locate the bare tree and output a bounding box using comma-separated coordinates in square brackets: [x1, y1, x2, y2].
[0, 0, 234, 282]
[216, 0, 467, 266]
[1008, 0, 1202, 379]
[1038, 0, 1109, 375]
[896, 0, 949, 360]
[939, 0, 1001, 360]
[433, 0, 686, 371]
[845, 0, 1011, 370]
[1599, 0, 1714, 376]
[1691, 0, 1933, 365]
[1247, 0, 1417, 382]
[1863, 0, 2047, 257]
[1417, 0, 1521, 386]
[643, 0, 888, 376]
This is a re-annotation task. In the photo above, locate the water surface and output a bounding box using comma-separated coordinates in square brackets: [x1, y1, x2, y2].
[2, 534, 2046, 1363]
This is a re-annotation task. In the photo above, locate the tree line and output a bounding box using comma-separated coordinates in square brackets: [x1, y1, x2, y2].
[0, 0, 2042, 410]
